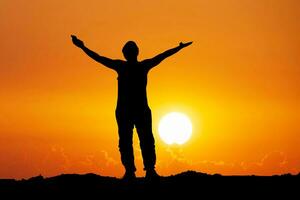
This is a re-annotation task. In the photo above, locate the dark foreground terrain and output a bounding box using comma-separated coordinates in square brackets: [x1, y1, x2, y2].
[0, 171, 299, 198]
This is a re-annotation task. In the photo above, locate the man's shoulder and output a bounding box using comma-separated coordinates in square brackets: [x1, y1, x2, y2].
[140, 59, 151, 64]
[112, 59, 126, 72]
[139, 59, 154, 68]
[114, 59, 126, 64]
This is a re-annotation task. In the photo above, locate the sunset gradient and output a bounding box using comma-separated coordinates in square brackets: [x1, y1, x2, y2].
[0, 0, 299, 179]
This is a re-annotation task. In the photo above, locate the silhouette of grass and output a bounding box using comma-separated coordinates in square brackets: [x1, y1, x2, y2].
[0, 171, 299, 197]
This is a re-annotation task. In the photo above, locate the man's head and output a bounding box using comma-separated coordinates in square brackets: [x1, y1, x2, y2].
[122, 41, 139, 62]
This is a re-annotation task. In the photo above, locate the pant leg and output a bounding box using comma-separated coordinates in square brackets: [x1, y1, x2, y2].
[115, 110, 136, 172]
[135, 108, 156, 171]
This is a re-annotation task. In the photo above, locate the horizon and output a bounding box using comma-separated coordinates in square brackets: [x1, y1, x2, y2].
[0, 0, 299, 179]
[3, 169, 300, 181]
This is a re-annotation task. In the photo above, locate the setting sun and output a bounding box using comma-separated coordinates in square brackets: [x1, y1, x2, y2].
[158, 112, 193, 145]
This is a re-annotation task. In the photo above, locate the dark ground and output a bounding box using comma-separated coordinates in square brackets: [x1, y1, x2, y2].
[0, 171, 299, 198]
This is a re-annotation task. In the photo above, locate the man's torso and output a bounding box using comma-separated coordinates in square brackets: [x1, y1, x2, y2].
[115, 61, 150, 110]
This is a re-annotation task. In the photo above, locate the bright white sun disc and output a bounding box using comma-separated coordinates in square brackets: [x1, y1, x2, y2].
[158, 112, 192, 145]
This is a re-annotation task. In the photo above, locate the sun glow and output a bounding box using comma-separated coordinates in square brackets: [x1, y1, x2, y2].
[158, 112, 193, 145]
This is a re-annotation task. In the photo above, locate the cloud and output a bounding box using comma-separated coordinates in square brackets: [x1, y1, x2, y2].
[100, 150, 118, 167]
[39, 145, 71, 175]
[157, 147, 193, 174]
[259, 151, 287, 168]
[38, 145, 119, 177]
[159, 148, 296, 176]
[50, 145, 71, 170]
[245, 151, 291, 175]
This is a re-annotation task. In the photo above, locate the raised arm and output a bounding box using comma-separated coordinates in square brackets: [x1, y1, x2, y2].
[144, 41, 193, 69]
[71, 35, 120, 71]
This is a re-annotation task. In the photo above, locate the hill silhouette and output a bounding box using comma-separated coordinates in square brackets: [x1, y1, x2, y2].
[0, 171, 299, 198]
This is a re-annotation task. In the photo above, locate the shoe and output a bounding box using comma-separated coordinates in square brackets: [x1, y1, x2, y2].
[122, 171, 136, 181]
[145, 169, 160, 181]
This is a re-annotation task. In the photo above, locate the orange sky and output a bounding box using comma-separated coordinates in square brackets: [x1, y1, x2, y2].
[0, 0, 299, 179]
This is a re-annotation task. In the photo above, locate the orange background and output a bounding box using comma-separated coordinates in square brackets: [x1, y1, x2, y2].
[0, 0, 299, 179]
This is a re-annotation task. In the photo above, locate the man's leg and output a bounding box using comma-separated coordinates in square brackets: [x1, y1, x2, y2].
[115, 110, 136, 175]
[135, 108, 156, 172]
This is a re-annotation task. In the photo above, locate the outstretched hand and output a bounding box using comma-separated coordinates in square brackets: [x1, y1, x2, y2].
[71, 35, 84, 48]
[179, 41, 193, 49]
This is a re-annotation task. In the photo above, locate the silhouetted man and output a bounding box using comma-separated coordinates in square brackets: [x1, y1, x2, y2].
[71, 35, 192, 180]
